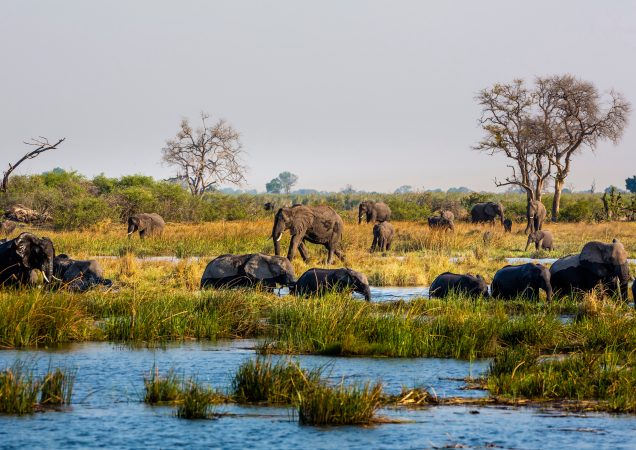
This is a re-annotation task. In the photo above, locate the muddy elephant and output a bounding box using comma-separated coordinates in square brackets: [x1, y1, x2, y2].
[503, 219, 512, 233]
[525, 200, 547, 234]
[272, 205, 345, 264]
[491, 263, 552, 302]
[200, 253, 295, 289]
[0, 232, 55, 287]
[127, 213, 165, 239]
[429, 272, 489, 299]
[525, 230, 553, 251]
[549, 239, 630, 300]
[290, 268, 371, 301]
[0, 221, 17, 238]
[53, 254, 112, 292]
[470, 202, 505, 226]
[428, 216, 454, 231]
[358, 201, 391, 224]
[371, 221, 394, 252]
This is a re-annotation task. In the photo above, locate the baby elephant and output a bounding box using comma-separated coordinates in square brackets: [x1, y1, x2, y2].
[525, 230, 554, 251]
[53, 254, 113, 292]
[291, 268, 371, 301]
[371, 222, 394, 252]
[200, 253, 295, 289]
[428, 216, 454, 231]
[503, 219, 512, 233]
[429, 272, 489, 299]
[491, 263, 552, 302]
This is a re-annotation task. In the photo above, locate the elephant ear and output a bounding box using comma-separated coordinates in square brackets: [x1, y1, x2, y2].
[14, 233, 34, 267]
[484, 203, 496, 217]
[244, 255, 279, 280]
[207, 255, 241, 278]
[580, 241, 624, 278]
[289, 207, 312, 235]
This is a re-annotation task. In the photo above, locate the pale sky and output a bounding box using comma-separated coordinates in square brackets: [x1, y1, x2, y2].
[1, 1, 635, 193]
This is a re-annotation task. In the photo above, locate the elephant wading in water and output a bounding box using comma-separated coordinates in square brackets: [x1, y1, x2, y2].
[525, 230, 554, 251]
[525, 200, 547, 234]
[0, 232, 55, 287]
[127, 213, 165, 239]
[550, 239, 630, 300]
[429, 272, 489, 299]
[470, 202, 505, 226]
[200, 253, 295, 289]
[491, 263, 552, 302]
[358, 201, 391, 224]
[371, 221, 394, 252]
[53, 254, 112, 292]
[290, 268, 371, 301]
[272, 205, 345, 264]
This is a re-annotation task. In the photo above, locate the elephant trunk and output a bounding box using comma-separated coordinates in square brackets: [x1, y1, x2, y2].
[361, 284, 371, 301]
[272, 220, 285, 256]
[127, 222, 136, 236]
[544, 281, 552, 302]
[616, 264, 630, 300]
[43, 259, 54, 284]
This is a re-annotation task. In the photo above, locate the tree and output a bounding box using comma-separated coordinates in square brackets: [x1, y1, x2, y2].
[626, 176, 636, 193]
[2, 137, 65, 192]
[394, 185, 413, 194]
[162, 113, 245, 197]
[277, 171, 298, 194]
[265, 178, 283, 194]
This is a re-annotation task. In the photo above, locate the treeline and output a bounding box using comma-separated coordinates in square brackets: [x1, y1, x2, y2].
[0, 170, 616, 230]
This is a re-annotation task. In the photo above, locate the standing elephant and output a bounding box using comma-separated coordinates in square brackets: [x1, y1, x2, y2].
[0, 220, 17, 238]
[525, 230, 554, 251]
[290, 268, 371, 301]
[53, 254, 112, 292]
[272, 205, 345, 264]
[470, 202, 505, 226]
[371, 221, 394, 252]
[358, 201, 391, 224]
[428, 216, 454, 231]
[429, 272, 489, 299]
[503, 219, 512, 233]
[440, 210, 455, 222]
[127, 213, 165, 239]
[200, 253, 295, 289]
[0, 232, 55, 287]
[549, 239, 630, 300]
[525, 200, 547, 234]
[491, 263, 552, 302]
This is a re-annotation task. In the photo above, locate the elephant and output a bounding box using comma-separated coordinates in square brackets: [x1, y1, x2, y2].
[53, 254, 112, 292]
[200, 253, 295, 289]
[127, 213, 165, 239]
[429, 272, 489, 299]
[290, 268, 371, 301]
[371, 221, 394, 252]
[0, 220, 17, 238]
[503, 219, 512, 233]
[358, 201, 391, 224]
[470, 202, 505, 226]
[525, 230, 553, 251]
[272, 205, 345, 264]
[525, 200, 547, 234]
[491, 263, 552, 302]
[440, 210, 455, 222]
[428, 216, 454, 231]
[0, 232, 55, 287]
[549, 239, 630, 300]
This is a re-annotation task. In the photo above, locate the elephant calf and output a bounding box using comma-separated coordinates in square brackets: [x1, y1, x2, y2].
[491, 263, 552, 302]
[427, 216, 454, 231]
[371, 222, 394, 252]
[429, 272, 489, 299]
[200, 253, 295, 289]
[525, 230, 553, 251]
[503, 219, 512, 233]
[53, 254, 112, 292]
[290, 268, 371, 301]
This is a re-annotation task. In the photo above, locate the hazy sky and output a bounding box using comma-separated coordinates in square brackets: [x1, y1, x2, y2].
[1, 1, 635, 193]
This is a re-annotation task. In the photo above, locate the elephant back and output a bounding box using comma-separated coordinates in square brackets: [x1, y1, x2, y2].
[580, 240, 627, 267]
[202, 254, 250, 279]
[549, 254, 579, 274]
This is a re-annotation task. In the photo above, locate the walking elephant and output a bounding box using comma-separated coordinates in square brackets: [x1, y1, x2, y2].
[272, 205, 345, 264]
[428, 216, 454, 231]
[0, 232, 55, 287]
[525, 230, 554, 251]
[290, 268, 371, 301]
[127, 213, 165, 239]
[200, 253, 295, 289]
[470, 202, 505, 226]
[371, 221, 394, 252]
[429, 272, 489, 299]
[358, 201, 391, 224]
[525, 200, 547, 234]
[549, 239, 630, 300]
[53, 254, 112, 292]
[491, 263, 552, 302]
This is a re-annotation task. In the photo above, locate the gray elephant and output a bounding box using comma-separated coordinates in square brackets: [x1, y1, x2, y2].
[491, 263, 552, 302]
[525, 230, 554, 251]
[429, 272, 489, 299]
[272, 205, 345, 264]
[371, 221, 394, 252]
[428, 216, 454, 231]
[200, 253, 295, 289]
[358, 201, 391, 224]
[53, 254, 112, 292]
[127, 213, 165, 239]
[0, 232, 55, 287]
[470, 202, 505, 226]
[525, 200, 547, 234]
[503, 219, 512, 233]
[0, 220, 17, 238]
[549, 239, 630, 300]
[440, 210, 455, 222]
[290, 268, 371, 301]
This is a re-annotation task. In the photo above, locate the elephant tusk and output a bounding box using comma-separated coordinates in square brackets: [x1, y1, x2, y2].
[276, 233, 283, 242]
[52, 275, 63, 281]
[127, 231, 134, 235]
[42, 272, 50, 283]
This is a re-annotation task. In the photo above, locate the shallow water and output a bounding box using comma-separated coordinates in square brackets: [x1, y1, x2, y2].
[1, 341, 635, 449]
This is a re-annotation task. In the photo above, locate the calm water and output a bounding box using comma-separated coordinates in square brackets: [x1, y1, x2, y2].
[1, 341, 635, 449]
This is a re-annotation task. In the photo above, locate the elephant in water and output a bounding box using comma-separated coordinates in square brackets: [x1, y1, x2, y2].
[53, 254, 112, 292]
[491, 263, 552, 302]
[358, 201, 391, 224]
[200, 253, 295, 289]
[525, 200, 547, 234]
[290, 268, 371, 301]
[470, 202, 505, 226]
[429, 272, 489, 299]
[550, 239, 630, 300]
[371, 221, 394, 252]
[127, 213, 165, 239]
[272, 205, 345, 264]
[0, 232, 55, 287]
[525, 230, 553, 251]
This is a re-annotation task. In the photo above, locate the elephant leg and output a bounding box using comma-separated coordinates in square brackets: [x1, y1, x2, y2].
[287, 234, 304, 261]
[139, 229, 146, 239]
[370, 235, 378, 253]
[298, 241, 310, 262]
[334, 246, 346, 263]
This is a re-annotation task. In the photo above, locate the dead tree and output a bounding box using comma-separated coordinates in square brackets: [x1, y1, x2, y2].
[1, 137, 66, 192]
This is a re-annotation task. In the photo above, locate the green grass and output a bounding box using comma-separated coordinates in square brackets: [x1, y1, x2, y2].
[144, 364, 182, 404]
[40, 367, 75, 405]
[176, 377, 217, 419]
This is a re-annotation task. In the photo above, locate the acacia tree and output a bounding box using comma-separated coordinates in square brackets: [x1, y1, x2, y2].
[277, 171, 298, 194]
[1, 137, 65, 192]
[162, 113, 246, 196]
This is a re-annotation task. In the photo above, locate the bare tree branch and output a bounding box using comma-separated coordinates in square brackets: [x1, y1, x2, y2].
[1, 137, 66, 192]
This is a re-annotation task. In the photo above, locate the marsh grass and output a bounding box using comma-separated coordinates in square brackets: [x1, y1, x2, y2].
[40, 367, 75, 405]
[176, 377, 217, 419]
[144, 364, 182, 404]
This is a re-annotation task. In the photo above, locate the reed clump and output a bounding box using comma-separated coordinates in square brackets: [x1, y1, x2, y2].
[144, 364, 182, 404]
[40, 367, 75, 405]
[176, 377, 217, 419]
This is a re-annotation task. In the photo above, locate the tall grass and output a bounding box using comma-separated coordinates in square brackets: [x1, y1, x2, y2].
[40, 367, 75, 405]
[176, 377, 217, 419]
[144, 364, 182, 404]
